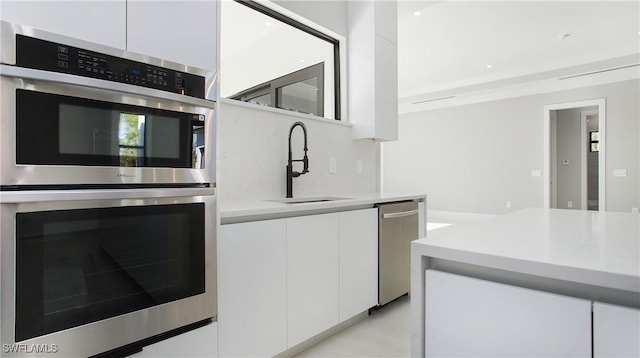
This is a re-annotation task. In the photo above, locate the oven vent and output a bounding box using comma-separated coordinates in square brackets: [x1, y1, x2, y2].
[559, 63, 640, 80]
[412, 95, 456, 105]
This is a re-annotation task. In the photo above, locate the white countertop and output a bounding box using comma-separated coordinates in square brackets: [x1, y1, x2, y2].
[413, 208, 640, 293]
[220, 192, 426, 223]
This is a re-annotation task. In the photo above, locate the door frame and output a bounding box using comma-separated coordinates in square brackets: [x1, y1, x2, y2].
[543, 99, 606, 211]
[580, 110, 598, 210]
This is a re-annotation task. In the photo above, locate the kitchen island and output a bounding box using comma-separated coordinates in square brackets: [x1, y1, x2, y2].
[411, 208, 639, 357]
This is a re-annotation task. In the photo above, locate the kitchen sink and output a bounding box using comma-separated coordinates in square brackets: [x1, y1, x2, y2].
[268, 196, 352, 204]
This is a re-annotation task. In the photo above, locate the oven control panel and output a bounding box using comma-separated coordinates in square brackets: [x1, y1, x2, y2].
[15, 34, 205, 99]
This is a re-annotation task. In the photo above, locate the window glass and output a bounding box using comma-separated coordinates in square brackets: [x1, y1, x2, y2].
[221, 0, 338, 119]
[278, 77, 319, 115]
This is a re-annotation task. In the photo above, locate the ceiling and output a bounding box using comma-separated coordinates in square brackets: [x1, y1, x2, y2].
[396, 0, 640, 111]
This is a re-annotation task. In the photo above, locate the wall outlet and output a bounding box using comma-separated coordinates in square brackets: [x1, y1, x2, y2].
[613, 169, 627, 177]
[632, 207, 639, 214]
[531, 170, 541, 177]
[329, 157, 337, 174]
[356, 160, 363, 175]
[506, 201, 511, 209]
[567, 201, 573, 208]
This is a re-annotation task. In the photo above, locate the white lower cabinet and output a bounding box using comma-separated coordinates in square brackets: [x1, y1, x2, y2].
[286, 213, 340, 348]
[593, 302, 640, 357]
[218, 219, 287, 357]
[339, 208, 378, 321]
[130, 322, 218, 357]
[218, 208, 378, 356]
[425, 270, 592, 357]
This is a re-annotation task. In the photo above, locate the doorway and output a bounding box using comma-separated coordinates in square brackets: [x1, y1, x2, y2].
[544, 99, 606, 211]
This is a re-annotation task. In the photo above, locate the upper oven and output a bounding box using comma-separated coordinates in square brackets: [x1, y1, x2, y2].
[0, 21, 216, 188]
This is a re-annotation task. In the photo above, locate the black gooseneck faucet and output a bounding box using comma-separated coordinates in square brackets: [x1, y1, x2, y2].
[286, 121, 309, 198]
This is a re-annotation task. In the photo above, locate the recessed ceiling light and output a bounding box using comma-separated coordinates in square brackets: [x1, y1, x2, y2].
[486, 64, 493, 69]
[265, 21, 273, 27]
[558, 33, 571, 40]
[414, 11, 422, 16]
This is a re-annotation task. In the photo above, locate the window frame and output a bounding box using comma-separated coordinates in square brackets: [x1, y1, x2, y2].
[232, 0, 341, 120]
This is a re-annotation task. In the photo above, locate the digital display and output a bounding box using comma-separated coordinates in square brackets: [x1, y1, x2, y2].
[15, 34, 206, 99]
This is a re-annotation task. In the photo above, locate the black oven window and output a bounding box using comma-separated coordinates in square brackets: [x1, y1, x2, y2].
[14, 203, 205, 342]
[16, 90, 200, 169]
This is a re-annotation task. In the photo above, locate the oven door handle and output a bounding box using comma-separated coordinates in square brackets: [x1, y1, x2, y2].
[0, 187, 216, 203]
[0, 65, 216, 109]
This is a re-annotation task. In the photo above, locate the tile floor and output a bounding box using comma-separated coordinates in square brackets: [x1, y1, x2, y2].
[292, 219, 467, 357]
[293, 295, 410, 357]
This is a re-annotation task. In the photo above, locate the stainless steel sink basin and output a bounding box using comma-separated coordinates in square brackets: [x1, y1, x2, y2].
[268, 196, 352, 204]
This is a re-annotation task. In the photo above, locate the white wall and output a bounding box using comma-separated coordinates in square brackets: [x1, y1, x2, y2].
[218, 100, 376, 200]
[383, 79, 640, 214]
[218, 0, 384, 201]
[272, 0, 348, 37]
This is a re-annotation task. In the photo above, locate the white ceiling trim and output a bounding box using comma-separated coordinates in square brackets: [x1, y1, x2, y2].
[399, 64, 639, 114]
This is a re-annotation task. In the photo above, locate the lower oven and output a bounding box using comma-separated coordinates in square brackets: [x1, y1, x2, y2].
[0, 187, 216, 357]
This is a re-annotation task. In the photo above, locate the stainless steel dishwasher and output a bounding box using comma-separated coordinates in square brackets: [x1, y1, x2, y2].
[377, 201, 419, 305]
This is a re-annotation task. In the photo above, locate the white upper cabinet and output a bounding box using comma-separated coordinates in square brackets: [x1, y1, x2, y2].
[0, 0, 126, 49]
[348, 0, 398, 141]
[126, 0, 218, 71]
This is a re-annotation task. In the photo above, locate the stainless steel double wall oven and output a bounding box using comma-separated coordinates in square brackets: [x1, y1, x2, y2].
[0, 21, 217, 357]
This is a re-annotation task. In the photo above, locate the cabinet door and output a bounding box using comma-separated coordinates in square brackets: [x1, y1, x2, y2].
[425, 270, 591, 357]
[348, 1, 398, 141]
[126, 0, 217, 71]
[218, 220, 287, 357]
[593, 302, 640, 357]
[287, 213, 339, 348]
[130, 322, 218, 357]
[0, 0, 126, 49]
[339, 208, 378, 321]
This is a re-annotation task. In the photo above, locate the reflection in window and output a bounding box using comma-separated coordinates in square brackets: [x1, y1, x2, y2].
[278, 77, 319, 115]
[231, 62, 324, 116]
[192, 124, 205, 169]
[118, 113, 146, 167]
[248, 92, 271, 107]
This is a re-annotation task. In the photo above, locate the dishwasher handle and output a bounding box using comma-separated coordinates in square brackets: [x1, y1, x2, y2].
[382, 209, 419, 219]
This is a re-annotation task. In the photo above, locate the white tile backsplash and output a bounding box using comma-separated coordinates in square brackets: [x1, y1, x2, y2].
[218, 100, 377, 201]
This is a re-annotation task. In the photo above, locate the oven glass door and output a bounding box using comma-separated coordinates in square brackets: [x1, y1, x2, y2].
[15, 89, 205, 169]
[14, 202, 205, 342]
